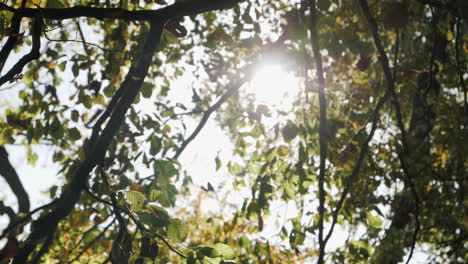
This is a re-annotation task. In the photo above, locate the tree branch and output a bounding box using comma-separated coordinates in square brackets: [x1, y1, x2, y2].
[10, 1, 243, 261]
[173, 70, 251, 160]
[324, 88, 392, 245]
[0, 13, 22, 74]
[307, 1, 328, 263]
[0, 200, 57, 241]
[0, 0, 242, 22]
[67, 218, 116, 264]
[357, 1, 421, 263]
[0, 16, 42, 86]
[12, 18, 166, 264]
[0, 147, 30, 214]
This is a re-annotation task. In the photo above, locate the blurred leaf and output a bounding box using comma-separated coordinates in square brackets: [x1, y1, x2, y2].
[167, 218, 188, 242]
[126, 190, 146, 212]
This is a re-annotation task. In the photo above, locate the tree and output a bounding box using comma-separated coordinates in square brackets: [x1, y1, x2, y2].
[0, 0, 466, 263]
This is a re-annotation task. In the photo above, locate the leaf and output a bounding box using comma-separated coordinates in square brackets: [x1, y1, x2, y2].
[212, 243, 235, 259]
[150, 136, 161, 156]
[26, 148, 38, 165]
[366, 212, 382, 228]
[167, 218, 188, 242]
[141, 82, 153, 98]
[317, 0, 331, 11]
[71, 110, 79, 122]
[149, 190, 161, 202]
[46, 0, 67, 9]
[126, 190, 146, 212]
[161, 125, 171, 134]
[186, 252, 197, 264]
[277, 145, 289, 156]
[68, 127, 81, 141]
[198, 246, 221, 258]
[162, 29, 180, 45]
[282, 121, 299, 141]
[215, 155, 222, 171]
[283, 182, 295, 199]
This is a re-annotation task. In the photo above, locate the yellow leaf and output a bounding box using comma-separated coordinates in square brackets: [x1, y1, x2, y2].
[162, 125, 171, 134]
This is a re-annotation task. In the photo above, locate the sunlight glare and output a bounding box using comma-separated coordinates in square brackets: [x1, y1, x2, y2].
[249, 64, 299, 110]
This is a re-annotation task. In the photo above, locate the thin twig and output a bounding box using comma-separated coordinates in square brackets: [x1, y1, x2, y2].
[172, 72, 250, 160]
[324, 89, 392, 244]
[67, 218, 116, 264]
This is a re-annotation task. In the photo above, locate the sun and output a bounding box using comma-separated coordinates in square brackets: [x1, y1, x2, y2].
[249, 64, 299, 110]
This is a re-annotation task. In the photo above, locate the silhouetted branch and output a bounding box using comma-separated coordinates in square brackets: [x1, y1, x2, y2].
[0, 16, 42, 86]
[173, 68, 252, 160]
[0, 147, 30, 214]
[0, 13, 22, 75]
[12, 18, 166, 264]
[30, 226, 56, 264]
[0, 200, 57, 241]
[67, 218, 116, 264]
[306, 1, 328, 263]
[357, 1, 420, 263]
[0, 201, 16, 222]
[324, 88, 392, 245]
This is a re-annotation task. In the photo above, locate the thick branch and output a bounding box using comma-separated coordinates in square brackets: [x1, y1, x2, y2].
[0, 0, 242, 22]
[0, 13, 22, 74]
[0, 147, 30, 214]
[0, 201, 16, 222]
[0, 201, 57, 241]
[0, 16, 42, 87]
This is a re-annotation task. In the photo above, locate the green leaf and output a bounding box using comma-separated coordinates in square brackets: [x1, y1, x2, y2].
[149, 189, 161, 202]
[150, 136, 161, 156]
[141, 82, 153, 98]
[198, 246, 221, 258]
[366, 212, 382, 228]
[158, 189, 171, 207]
[68, 127, 81, 141]
[212, 243, 236, 259]
[167, 218, 188, 242]
[162, 29, 180, 45]
[153, 160, 177, 179]
[283, 182, 295, 199]
[215, 156, 222, 171]
[46, 0, 67, 8]
[26, 148, 38, 165]
[71, 110, 79, 122]
[317, 0, 331, 11]
[186, 252, 197, 264]
[126, 190, 146, 212]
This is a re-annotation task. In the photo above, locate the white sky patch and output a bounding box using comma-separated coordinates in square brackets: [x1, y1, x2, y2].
[248, 64, 300, 111]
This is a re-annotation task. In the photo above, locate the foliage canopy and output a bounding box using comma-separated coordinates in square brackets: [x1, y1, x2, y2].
[0, 0, 467, 263]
